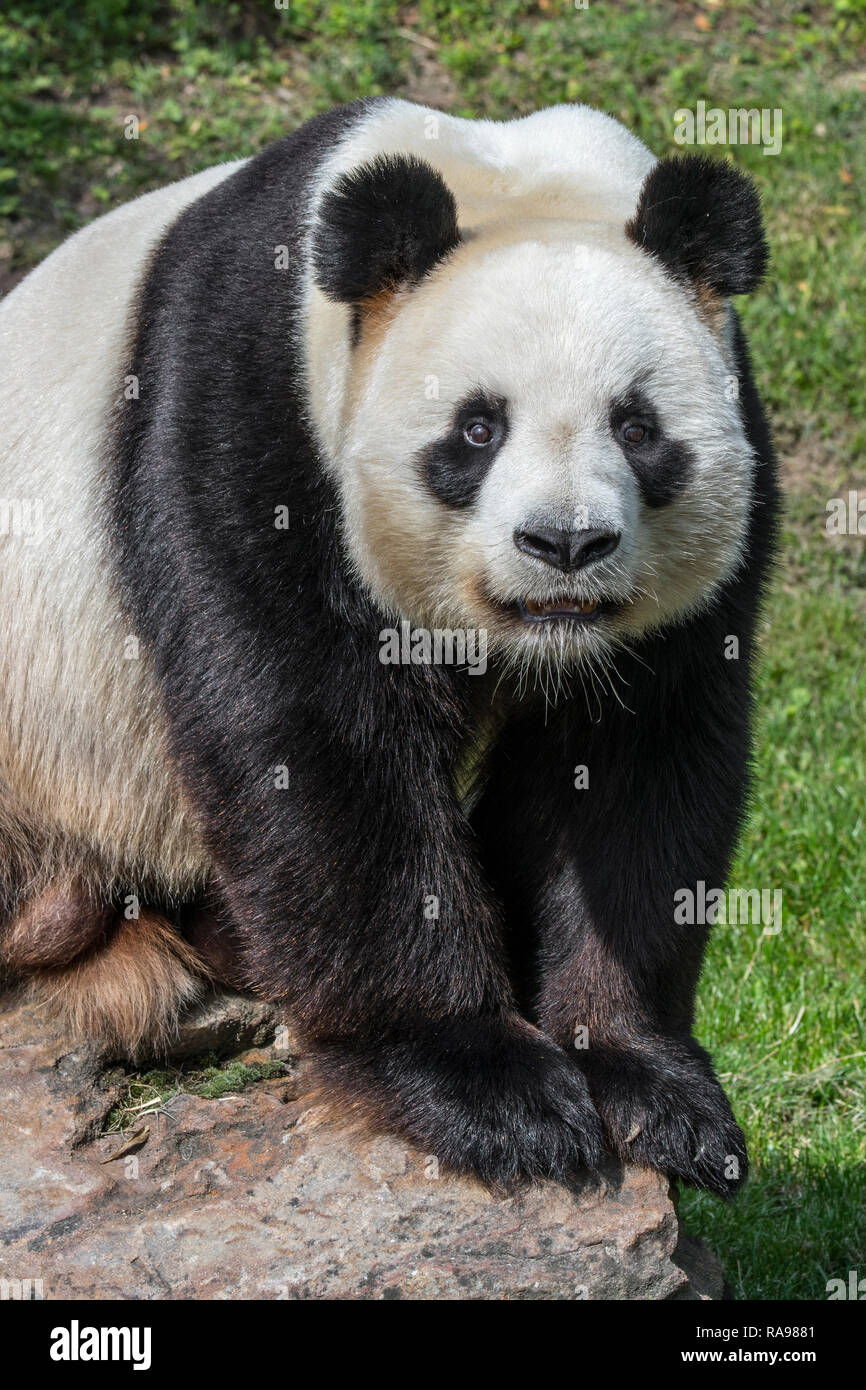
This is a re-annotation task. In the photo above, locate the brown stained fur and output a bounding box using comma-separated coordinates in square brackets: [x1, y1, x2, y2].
[23, 910, 211, 1057]
[300, 1048, 417, 1150]
[693, 280, 727, 337]
[359, 284, 402, 335]
[344, 286, 408, 413]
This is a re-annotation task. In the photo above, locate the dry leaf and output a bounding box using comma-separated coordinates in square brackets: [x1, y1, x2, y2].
[100, 1125, 150, 1163]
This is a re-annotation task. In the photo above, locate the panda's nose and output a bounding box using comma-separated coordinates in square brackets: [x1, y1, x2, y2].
[513, 525, 620, 573]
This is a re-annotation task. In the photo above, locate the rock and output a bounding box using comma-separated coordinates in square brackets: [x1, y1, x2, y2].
[0, 990, 724, 1300]
[156, 989, 295, 1060]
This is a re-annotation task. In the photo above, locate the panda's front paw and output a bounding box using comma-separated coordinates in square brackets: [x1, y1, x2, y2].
[317, 1015, 605, 1187]
[575, 1038, 747, 1198]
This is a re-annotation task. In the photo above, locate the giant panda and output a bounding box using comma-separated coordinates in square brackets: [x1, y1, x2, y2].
[0, 98, 778, 1192]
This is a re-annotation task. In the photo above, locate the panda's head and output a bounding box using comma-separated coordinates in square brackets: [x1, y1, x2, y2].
[309, 150, 767, 674]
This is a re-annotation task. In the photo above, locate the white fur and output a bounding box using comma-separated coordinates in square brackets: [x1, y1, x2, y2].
[0, 161, 243, 897]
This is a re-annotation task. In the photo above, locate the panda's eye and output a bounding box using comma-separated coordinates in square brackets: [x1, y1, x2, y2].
[464, 421, 493, 447]
[620, 421, 648, 446]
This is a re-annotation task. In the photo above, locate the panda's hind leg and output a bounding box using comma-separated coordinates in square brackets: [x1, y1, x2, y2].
[1, 879, 211, 1057]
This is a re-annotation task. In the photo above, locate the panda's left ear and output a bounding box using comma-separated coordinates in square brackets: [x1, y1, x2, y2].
[312, 154, 461, 305]
[626, 155, 767, 297]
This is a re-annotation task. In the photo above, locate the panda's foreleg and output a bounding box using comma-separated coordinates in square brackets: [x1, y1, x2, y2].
[148, 632, 603, 1185]
[476, 634, 754, 1197]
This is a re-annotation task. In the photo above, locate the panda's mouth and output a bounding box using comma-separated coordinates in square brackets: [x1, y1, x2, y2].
[516, 597, 604, 624]
[484, 587, 628, 629]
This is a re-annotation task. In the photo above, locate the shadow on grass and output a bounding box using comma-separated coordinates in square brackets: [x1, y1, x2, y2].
[681, 1157, 866, 1300]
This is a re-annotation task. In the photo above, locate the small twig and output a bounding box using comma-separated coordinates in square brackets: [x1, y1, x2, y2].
[739, 931, 766, 989]
[787, 1004, 806, 1035]
[397, 27, 440, 52]
[721, 1037, 786, 1081]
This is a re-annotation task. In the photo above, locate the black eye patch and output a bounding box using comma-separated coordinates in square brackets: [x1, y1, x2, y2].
[609, 386, 694, 508]
[417, 391, 509, 509]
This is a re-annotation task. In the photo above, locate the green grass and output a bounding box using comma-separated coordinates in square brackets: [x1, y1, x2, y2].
[102, 1052, 291, 1132]
[3, 0, 864, 1299]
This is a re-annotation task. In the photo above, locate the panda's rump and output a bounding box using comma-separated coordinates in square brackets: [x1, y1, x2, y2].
[0, 165, 241, 907]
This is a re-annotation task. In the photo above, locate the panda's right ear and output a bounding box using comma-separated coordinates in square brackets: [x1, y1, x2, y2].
[312, 154, 461, 306]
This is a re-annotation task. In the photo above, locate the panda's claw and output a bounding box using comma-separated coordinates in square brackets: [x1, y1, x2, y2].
[574, 1036, 748, 1198]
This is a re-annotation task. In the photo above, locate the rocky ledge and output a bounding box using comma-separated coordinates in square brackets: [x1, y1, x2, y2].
[0, 989, 723, 1300]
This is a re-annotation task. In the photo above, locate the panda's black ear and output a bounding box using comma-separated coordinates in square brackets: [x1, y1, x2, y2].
[312, 154, 461, 305]
[626, 155, 767, 297]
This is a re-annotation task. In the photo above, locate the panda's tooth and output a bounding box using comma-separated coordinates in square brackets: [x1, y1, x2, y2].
[520, 596, 602, 620]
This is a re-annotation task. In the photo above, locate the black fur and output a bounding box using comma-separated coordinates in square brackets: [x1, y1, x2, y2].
[609, 384, 694, 507]
[111, 104, 778, 1193]
[313, 153, 460, 305]
[626, 154, 768, 297]
[418, 390, 509, 509]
